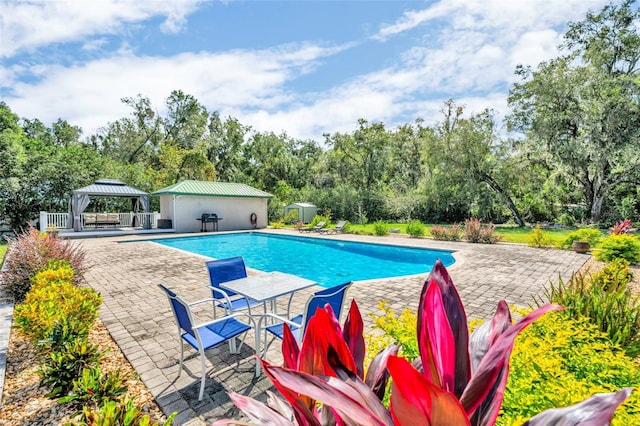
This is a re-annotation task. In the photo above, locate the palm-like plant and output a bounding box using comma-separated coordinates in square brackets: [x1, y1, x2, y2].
[214, 260, 632, 425]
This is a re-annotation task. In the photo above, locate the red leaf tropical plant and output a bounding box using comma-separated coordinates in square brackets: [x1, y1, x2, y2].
[213, 260, 632, 425]
[609, 219, 638, 235]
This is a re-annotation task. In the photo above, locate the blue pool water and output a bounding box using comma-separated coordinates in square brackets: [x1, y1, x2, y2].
[150, 232, 455, 288]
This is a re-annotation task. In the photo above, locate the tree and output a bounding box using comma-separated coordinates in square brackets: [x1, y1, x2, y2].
[324, 119, 390, 220]
[0, 103, 108, 230]
[0, 103, 28, 229]
[243, 131, 295, 191]
[284, 138, 324, 190]
[388, 121, 426, 190]
[21, 118, 54, 145]
[0, 103, 24, 175]
[508, 1, 640, 223]
[206, 113, 250, 183]
[434, 100, 526, 226]
[164, 90, 208, 149]
[157, 140, 215, 186]
[52, 119, 82, 147]
[97, 95, 163, 164]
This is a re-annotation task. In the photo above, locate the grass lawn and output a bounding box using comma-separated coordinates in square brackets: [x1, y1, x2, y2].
[344, 222, 415, 236]
[289, 221, 603, 247]
[494, 225, 580, 246]
[0, 241, 7, 267]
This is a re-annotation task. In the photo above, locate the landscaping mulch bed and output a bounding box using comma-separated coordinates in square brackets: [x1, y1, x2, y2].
[0, 318, 167, 425]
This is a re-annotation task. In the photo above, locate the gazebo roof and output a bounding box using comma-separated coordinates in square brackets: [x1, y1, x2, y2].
[73, 179, 148, 197]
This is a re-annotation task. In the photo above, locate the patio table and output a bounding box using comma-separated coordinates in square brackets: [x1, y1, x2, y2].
[220, 272, 317, 372]
[220, 272, 316, 305]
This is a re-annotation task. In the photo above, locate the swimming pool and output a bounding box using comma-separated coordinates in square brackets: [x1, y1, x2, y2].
[150, 232, 455, 287]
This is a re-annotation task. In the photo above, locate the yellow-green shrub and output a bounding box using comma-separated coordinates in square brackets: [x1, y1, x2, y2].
[77, 397, 177, 426]
[595, 234, 640, 263]
[30, 260, 76, 288]
[498, 311, 640, 425]
[366, 301, 418, 364]
[591, 258, 634, 291]
[541, 265, 640, 357]
[282, 209, 299, 224]
[59, 367, 128, 406]
[366, 305, 640, 425]
[372, 220, 389, 236]
[310, 215, 329, 227]
[527, 225, 551, 248]
[14, 263, 102, 347]
[405, 220, 425, 238]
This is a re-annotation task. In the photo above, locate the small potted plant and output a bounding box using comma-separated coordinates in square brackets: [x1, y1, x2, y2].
[572, 240, 590, 253]
[564, 228, 603, 254]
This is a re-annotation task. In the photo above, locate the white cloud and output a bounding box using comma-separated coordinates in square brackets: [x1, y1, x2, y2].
[371, 0, 611, 97]
[0, 65, 20, 88]
[375, 0, 609, 41]
[0, 0, 204, 58]
[373, 2, 455, 41]
[260, 0, 610, 140]
[4, 42, 350, 137]
[160, 6, 192, 34]
[509, 30, 563, 72]
[2, 0, 614, 143]
[82, 38, 109, 52]
[241, 84, 401, 141]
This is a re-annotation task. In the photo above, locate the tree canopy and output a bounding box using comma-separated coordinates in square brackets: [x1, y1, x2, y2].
[508, 0, 640, 223]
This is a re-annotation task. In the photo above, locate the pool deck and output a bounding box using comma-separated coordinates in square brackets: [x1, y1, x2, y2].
[27, 230, 591, 424]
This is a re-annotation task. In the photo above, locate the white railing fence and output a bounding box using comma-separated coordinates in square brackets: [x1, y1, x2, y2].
[40, 212, 161, 232]
[41, 212, 68, 231]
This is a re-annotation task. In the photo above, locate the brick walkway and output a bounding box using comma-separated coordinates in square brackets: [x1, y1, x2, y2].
[74, 230, 587, 425]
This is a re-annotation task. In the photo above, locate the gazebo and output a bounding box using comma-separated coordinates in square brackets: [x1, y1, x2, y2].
[68, 179, 151, 231]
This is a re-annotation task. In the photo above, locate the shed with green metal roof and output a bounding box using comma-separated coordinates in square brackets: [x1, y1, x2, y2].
[152, 180, 272, 233]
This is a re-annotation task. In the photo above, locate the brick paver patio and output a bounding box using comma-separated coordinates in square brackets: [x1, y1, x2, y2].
[77, 230, 588, 425]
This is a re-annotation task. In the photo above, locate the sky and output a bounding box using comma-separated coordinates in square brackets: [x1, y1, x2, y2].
[1, 0, 613, 143]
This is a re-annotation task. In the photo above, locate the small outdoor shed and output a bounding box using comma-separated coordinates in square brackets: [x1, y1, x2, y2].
[283, 202, 317, 224]
[68, 179, 150, 231]
[152, 180, 273, 233]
